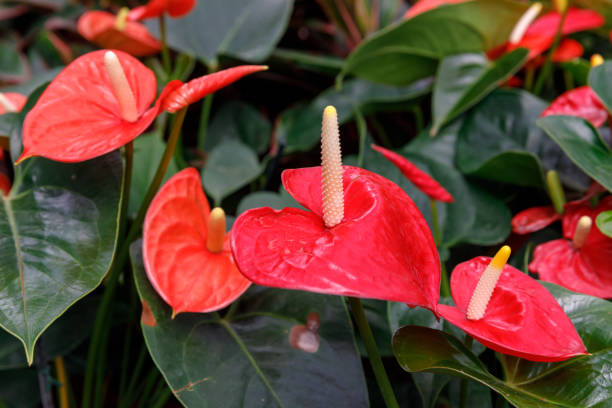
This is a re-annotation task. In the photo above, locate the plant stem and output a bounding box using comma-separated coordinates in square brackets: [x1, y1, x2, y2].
[532, 7, 569, 95]
[347, 297, 399, 408]
[524, 65, 535, 91]
[159, 15, 171, 74]
[355, 109, 367, 168]
[197, 93, 215, 151]
[54, 357, 70, 408]
[430, 199, 451, 298]
[36, 342, 55, 408]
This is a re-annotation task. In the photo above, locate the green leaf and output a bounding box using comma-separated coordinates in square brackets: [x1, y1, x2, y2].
[206, 101, 271, 154]
[202, 139, 262, 205]
[130, 242, 369, 408]
[277, 77, 432, 153]
[537, 115, 612, 192]
[561, 58, 590, 86]
[393, 284, 612, 407]
[595, 210, 612, 238]
[589, 60, 612, 114]
[0, 41, 28, 83]
[341, 0, 529, 85]
[431, 49, 528, 135]
[147, 0, 293, 66]
[236, 187, 299, 214]
[0, 368, 39, 407]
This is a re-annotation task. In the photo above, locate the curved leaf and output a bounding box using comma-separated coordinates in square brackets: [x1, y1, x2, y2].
[596, 210, 612, 238]
[588, 60, 612, 114]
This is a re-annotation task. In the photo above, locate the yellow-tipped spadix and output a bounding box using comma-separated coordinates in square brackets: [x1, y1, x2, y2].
[509, 2, 542, 44]
[115, 7, 130, 31]
[104, 51, 139, 123]
[321, 105, 344, 228]
[591, 54, 604, 67]
[207, 207, 226, 253]
[572, 216, 592, 249]
[466, 246, 511, 321]
[0, 93, 17, 113]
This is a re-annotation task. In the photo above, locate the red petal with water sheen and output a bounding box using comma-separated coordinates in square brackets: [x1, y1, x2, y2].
[0, 93, 26, 114]
[403, 0, 468, 19]
[143, 168, 251, 315]
[20, 50, 180, 163]
[129, 0, 196, 20]
[438, 257, 587, 362]
[526, 8, 604, 38]
[371, 145, 454, 202]
[231, 166, 441, 312]
[161, 65, 267, 113]
[511, 205, 561, 234]
[563, 196, 612, 241]
[77, 11, 161, 56]
[541, 86, 608, 127]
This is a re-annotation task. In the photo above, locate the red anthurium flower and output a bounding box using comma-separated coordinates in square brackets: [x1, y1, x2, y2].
[231, 106, 441, 312]
[0, 92, 26, 114]
[541, 86, 608, 127]
[78, 10, 162, 57]
[438, 246, 587, 362]
[0, 150, 10, 196]
[403, 0, 467, 19]
[371, 144, 453, 203]
[143, 168, 251, 316]
[128, 0, 196, 21]
[529, 196, 612, 298]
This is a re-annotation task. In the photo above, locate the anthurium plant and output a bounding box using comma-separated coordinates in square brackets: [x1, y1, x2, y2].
[1, 0, 611, 407]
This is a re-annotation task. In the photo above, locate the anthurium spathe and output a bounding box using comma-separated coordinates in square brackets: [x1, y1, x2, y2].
[231, 106, 440, 312]
[143, 168, 251, 315]
[371, 144, 453, 203]
[540, 86, 608, 127]
[438, 246, 587, 362]
[403, 0, 467, 19]
[529, 196, 612, 298]
[0, 92, 26, 114]
[128, 0, 196, 21]
[77, 10, 162, 57]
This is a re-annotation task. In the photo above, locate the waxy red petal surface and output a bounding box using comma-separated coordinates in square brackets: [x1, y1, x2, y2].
[0, 92, 26, 114]
[371, 144, 453, 202]
[161, 66, 268, 113]
[511, 205, 561, 234]
[525, 8, 604, 38]
[551, 38, 583, 62]
[20, 50, 179, 163]
[231, 166, 441, 312]
[438, 257, 587, 362]
[143, 168, 251, 315]
[541, 86, 608, 127]
[77, 11, 162, 56]
[129, 0, 195, 20]
[403, 0, 468, 19]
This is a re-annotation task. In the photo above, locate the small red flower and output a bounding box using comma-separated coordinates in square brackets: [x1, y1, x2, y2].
[529, 196, 612, 298]
[78, 11, 162, 57]
[541, 86, 608, 127]
[371, 144, 453, 203]
[231, 107, 440, 313]
[143, 168, 251, 316]
[128, 0, 196, 21]
[0, 92, 26, 114]
[438, 247, 587, 362]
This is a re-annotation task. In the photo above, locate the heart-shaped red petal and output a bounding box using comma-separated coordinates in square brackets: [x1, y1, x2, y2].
[438, 257, 587, 362]
[231, 166, 440, 312]
[129, 0, 195, 20]
[541, 86, 608, 128]
[511, 205, 561, 234]
[143, 168, 251, 315]
[78, 11, 162, 56]
[526, 7, 604, 38]
[403, 0, 468, 19]
[552, 38, 584, 62]
[20, 50, 178, 163]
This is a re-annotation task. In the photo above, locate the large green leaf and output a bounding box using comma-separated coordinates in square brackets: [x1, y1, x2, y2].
[277, 77, 432, 153]
[537, 115, 612, 192]
[202, 139, 262, 205]
[0, 41, 28, 83]
[206, 101, 271, 154]
[340, 0, 529, 85]
[590, 61, 612, 114]
[392, 283, 612, 407]
[147, 0, 293, 66]
[596, 210, 612, 238]
[431, 49, 528, 135]
[130, 242, 369, 408]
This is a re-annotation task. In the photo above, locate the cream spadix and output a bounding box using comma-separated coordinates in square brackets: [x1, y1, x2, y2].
[207, 207, 226, 253]
[572, 215, 592, 249]
[509, 2, 543, 44]
[321, 105, 344, 228]
[466, 246, 511, 320]
[104, 50, 139, 122]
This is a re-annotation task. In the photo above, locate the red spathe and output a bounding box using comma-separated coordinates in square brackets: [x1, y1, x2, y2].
[541, 87, 608, 128]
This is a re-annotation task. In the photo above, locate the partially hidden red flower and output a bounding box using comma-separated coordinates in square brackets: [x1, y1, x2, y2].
[438, 249, 587, 362]
[231, 165, 441, 312]
[129, 0, 196, 21]
[403, 0, 467, 19]
[78, 11, 162, 57]
[0, 92, 26, 114]
[541, 86, 608, 127]
[143, 168, 251, 315]
[371, 144, 453, 203]
[529, 196, 612, 298]
[0, 150, 10, 196]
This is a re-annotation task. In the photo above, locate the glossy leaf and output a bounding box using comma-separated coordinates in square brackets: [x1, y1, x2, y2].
[236, 188, 299, 215]
[0, 42, 28, 83]
[130, 242, 369, 407]
[202, 139, 262, 205]
[589, 60, 612, 115]
[431, 49, 528, 134]
[537, 115, 612, 192]
[596, 210, 612, 238]
[147, 0, 293, 66]
[341, 0, 529, 85]
[277, 78, 432, 153]
[206, 101, 271, 153]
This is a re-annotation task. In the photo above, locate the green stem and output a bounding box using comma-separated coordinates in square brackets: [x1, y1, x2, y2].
[430, 199, 450, 298]
[532, 7, 569, 95]
[82, 141, 133, 408]
[159, 15, 171, 74]
[355, 109, 367, 168]
[545, 170, 566, 214]
[348, 297, 399, 408]
[197, 62, 218, 151]
[369, 116, 392, 148]
[524, 65, 535, 92]
[411, 105, 424, 134]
